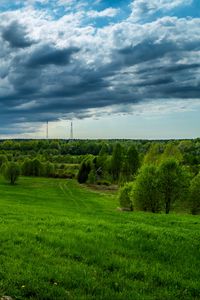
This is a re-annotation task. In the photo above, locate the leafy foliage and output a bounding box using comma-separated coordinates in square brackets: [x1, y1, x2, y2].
[158, 159, 188, 214]
[111, 143, 123, 182]
[189, 172, 200, 214]
[133, 165, 161, 213]
[118, 182, 134, 210]
[3, 162, 20, 185]
[77, 155, 93, 183]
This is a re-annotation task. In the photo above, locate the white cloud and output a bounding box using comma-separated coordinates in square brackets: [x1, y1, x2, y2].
[87, 8, 119, 18]
[130, 0, 192, 21]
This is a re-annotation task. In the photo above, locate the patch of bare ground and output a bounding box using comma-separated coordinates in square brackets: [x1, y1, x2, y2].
[86, 184, 118, 194]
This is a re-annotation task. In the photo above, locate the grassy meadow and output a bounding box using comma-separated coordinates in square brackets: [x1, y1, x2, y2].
[0, 177, 200, 299]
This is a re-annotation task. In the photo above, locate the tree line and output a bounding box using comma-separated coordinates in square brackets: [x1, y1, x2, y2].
[0, 139, 199, 214]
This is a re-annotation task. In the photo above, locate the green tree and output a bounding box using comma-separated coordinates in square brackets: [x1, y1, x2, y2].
[158, 159, 188, 214]
[161, 142, 183, 162]
[44, 162, 55, 177]
[123, 145, 140, 182]
[3, 162, 20, 185]
[189, 173, 200, 214]
[77, 156, 93, 184]
[99, 143, 109, 156]
[31, 158, 43, 176]
[87, 166, 97, 184]
[21, 158, 32, 176]
[111, 143, 123, 182]
[0, 155, 8, 172]
[133, 165, 161, 213]
[143, 143, 163, 165]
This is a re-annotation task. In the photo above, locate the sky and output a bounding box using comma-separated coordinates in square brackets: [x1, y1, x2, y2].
[0, 0, 200, 139]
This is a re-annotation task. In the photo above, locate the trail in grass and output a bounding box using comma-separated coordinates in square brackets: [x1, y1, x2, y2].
[58, 181, 88, 209]
[0, 177, 200, 300]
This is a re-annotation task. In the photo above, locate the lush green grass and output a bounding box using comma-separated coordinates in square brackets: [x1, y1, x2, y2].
[0, 177, 200, 300]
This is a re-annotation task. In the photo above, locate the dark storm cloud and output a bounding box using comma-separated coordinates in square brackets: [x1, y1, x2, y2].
[117, 40, 177, 66]
[1, 21, 34, 48]
[26, 44, 80, 67]
[0, 9, 200, 133]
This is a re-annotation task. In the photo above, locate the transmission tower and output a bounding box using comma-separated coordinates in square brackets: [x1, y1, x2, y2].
[46, 121, 49, 139]
[70, 121, 73, 140]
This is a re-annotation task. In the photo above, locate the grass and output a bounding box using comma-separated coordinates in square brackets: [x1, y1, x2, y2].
[0, 177, 200, 300]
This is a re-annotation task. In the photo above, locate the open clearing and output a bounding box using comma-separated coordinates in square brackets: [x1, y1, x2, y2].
[0, 177, 200, 300]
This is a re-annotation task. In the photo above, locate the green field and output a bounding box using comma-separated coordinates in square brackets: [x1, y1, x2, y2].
[0, 177, 200, 300]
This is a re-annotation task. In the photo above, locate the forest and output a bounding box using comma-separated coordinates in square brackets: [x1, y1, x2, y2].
[0, 138, 200, 215]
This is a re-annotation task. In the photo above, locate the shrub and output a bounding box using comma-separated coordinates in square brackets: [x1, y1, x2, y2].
[3, 162, 20, 185]
[189, 173, 200, 214]
[118, 182, 134, 211]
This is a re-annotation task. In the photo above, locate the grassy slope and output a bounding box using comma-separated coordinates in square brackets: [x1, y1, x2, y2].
[0, 177, 200, 300]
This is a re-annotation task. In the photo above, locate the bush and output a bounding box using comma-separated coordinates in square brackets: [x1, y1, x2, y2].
[3, 162, 20, 185]
[118, 182, 134, 211]
[133, 165, 161, 213]
[189, 173, 200, 214]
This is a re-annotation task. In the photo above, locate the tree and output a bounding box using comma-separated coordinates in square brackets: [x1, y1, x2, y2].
[3, 162, 20, 185]
[21, 158, 32, 176]
[161, 142, 183, 162]
[143, 143, 163, 165]
[133, 165, 161, 213]
[189, 173, 200, 214]
[87, 166, 97, 184]
[96, 143, 109, 180]
[31, 158, 43, 176]
[118, 182, 134, 211]
[111, 143, 123, 182]
[99, 143, 109, 156]
[158, 159, 188, 214]
[0, 155, 8, 172]
[44, 162, 55, 177]
[123, 145, 140, 182]
[77, 155, 93, 184]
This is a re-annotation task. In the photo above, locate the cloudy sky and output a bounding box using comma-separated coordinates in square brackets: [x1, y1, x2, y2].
[0, 0, 200, 139]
